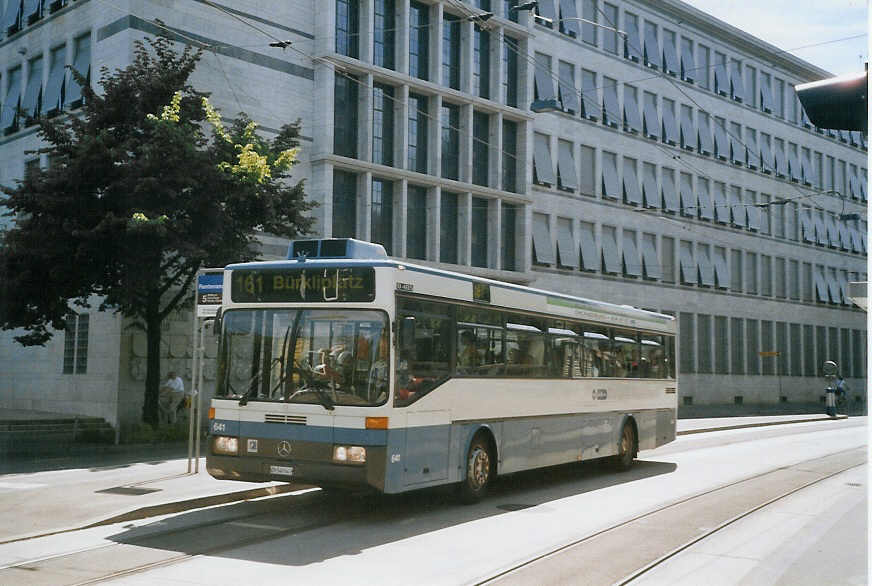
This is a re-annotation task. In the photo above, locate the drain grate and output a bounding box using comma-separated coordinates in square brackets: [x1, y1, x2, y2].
[846, 482, 862, 487]
[95, 486, 162, 496]
[497, 503, 535, 511]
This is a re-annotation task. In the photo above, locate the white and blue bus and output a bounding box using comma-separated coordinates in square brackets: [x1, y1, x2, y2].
[206, 239, 677, 502]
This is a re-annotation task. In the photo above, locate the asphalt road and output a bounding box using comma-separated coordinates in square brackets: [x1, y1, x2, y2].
[0, 417, 865, 585]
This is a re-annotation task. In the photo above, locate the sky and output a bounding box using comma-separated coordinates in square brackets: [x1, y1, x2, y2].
[680, 0, 868, 76]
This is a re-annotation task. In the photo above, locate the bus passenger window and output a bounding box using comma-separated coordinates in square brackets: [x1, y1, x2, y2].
[548, 323, 581, 378]
[612, 330, 640, 378]
[395, 299, 452, 406]
[640, 335, 665, 378]
[582, 327, 611, 377]
[457, 329, 481, 374]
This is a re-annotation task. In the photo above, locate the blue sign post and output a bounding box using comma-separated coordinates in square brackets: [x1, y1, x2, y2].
[189, 269, 223, 472]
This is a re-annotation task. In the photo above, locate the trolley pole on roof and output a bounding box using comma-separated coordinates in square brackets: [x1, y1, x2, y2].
[188, 268, 224, 474]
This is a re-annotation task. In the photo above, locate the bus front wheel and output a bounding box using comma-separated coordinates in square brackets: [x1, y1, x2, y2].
[612, 421, 637, 471]
[459, 436, 493, 504]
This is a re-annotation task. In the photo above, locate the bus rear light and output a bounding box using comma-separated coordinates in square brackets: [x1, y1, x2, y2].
[213, 436, 238, 455]
[208, 407, 215, 420]
[365, 417, 388, 429]
[333, 445, 366, 463]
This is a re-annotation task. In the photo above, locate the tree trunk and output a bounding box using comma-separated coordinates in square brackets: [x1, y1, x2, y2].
[142, 294, 163, 428]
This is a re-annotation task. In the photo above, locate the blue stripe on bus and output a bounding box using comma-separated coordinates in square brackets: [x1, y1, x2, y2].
[211, 419, 389, 445]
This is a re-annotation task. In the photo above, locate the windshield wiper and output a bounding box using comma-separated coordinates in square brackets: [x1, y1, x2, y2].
[237, 370, 264, 406]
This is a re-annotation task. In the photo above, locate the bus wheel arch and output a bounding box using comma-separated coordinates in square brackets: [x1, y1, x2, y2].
[612, 416, 638, 471]
[458, 427, 497, 504]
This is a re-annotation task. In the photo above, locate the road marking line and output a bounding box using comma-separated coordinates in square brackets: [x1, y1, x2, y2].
[227, 521, 284, 531]
[0, 481, 47, 490]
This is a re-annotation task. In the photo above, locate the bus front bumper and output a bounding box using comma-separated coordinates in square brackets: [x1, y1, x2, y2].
[206, 448, 387, 491]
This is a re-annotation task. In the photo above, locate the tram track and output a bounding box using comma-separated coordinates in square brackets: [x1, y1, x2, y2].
[478, 446, 866, 585]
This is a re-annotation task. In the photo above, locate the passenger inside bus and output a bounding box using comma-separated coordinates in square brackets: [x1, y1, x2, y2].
[457, 330, 481, 374]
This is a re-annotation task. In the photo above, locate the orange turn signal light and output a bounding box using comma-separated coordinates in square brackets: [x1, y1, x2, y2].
[208, 407, 215, 420]
[365, 417, 388, 430]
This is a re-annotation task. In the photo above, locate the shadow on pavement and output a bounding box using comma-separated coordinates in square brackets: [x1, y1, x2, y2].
[106, 458, 677, 567]
[0, 442, 190, 475]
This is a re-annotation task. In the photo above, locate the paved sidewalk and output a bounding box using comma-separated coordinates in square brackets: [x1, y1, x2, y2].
[0, 414, 854, 544]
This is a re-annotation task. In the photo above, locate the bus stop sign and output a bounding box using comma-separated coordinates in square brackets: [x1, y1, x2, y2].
[197, 271, 223, 317]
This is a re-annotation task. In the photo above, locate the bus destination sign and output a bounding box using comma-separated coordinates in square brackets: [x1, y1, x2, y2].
[231, 267, 376, 303]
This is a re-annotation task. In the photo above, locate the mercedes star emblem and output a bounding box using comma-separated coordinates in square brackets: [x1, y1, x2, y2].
[277, 440, 292, 457]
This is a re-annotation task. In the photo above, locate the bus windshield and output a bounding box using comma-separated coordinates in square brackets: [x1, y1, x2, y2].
[216, 309, 389, 407]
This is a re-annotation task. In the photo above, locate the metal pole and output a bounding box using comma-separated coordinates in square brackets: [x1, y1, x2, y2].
[195, 319, 207, 473]
[187, 277, 199, 473]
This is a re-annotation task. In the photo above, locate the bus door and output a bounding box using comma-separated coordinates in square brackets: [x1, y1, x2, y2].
[402, 410, 451, 486]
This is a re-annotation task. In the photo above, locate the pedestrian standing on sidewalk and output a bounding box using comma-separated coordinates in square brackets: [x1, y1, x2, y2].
[158, 371, 185, 424]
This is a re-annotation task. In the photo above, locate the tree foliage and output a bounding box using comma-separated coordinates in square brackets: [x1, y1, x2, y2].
[0, 34, 313, 425]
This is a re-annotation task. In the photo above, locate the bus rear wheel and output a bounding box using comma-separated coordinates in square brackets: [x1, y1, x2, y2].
[459, 436, 493, 504]
[612, 422, 636, 471]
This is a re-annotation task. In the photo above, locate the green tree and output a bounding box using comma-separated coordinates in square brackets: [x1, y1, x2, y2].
[0, 35, 313, 427]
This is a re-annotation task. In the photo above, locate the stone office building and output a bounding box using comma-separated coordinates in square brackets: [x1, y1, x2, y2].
[0, 0, 865, 428]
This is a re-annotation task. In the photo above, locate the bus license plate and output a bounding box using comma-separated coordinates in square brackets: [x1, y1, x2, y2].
[270, 465, 294, 476]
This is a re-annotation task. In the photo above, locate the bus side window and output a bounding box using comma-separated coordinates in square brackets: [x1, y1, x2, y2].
[395, 298, 453, 406]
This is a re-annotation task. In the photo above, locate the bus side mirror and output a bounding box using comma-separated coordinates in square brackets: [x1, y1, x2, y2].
[212, 309, 222, 336]
[400, 317, 416, 353]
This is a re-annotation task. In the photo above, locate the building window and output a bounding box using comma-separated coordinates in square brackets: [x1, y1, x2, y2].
[602, 2, 618, 53]
[746, 252, 758, 294]
[407, 93, 428, 173]
[558, 60, 578, 115]
[788, 323, 801, 377]
[370, 179, 394, 255]
[789, 259, 800, 300]
[472, 111, 490, 187]
[406, 185, 428, 260]
[679, 312, 695, 374]
[473, 26, 490, 99]
[581, 0, 597, 45]
[442, 14, 461, 90]
[1, 66, 22, 134]
[661, 236, 675, 283]
[503, 36, 519, 108]
[440, 102, 460, 180]
[501, 203, 517, 270]
[332, 170, 357, 237]
[373, 0, 395, 69]
[697, 314, 712, 373]
[43, 45, 66, 116]
[714, 315, 728, 374]
[502, 119, 518, 193]
[731, 318, 745, 374]
[503, 0, 518, 22]
[2, 0, 22, 36]
[761, 321, 775, 375]
[22, 55, 43, 124]
[335, 0, 359, 58]
[803, 325, 815, 376]
[440, 191, 459, 264]
[334, 74, 359, 158]
[697, 44, 710, 90]
[63, 313, 89, 374]
[372, 83, 394, 166]
[471, 197, 489, 268]
[624, 12, 642, 62]
[409, 1, 429, 80]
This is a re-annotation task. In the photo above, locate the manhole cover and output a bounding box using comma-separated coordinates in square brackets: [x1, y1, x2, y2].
[497, 503, 535, 511]
[96, 486, 161, 496]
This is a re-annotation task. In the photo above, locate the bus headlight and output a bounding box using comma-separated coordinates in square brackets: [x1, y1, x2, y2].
[333, 445, 366, 464]
[213, 436, 239, 455]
